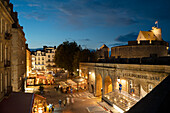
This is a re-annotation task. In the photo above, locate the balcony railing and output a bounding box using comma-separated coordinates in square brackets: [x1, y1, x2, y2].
[4, 60, 11, 67]
[5, 32, 12, 40]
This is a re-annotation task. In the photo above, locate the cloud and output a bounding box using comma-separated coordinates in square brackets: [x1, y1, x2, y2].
[27, 4, 40, 7]
[108, 43, 127, 48]
[115, 32, 138, 43]
[13, 0, 170, 28]
[23, 11, 47, 21]
[79, 38, 91, 42]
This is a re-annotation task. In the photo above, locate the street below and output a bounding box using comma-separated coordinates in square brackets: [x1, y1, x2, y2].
[42, 85, 102, 113]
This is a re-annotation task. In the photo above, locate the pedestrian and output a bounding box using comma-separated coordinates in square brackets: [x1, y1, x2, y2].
[67, 97, 70, 105]
[71, 98, 74, 103]
[63, 99, 66, 106]
[59, 99, 62, 107]
[119, 83, 122, 93]
[71, 88, 73, 94]
[52, 105, 54, 111]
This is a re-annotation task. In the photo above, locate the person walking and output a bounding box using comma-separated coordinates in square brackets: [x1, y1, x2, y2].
[66, 97, 70, 105]
[71, 98, 74, 103]
[59, 99, 62, 107]
[63, 99, 66, 106]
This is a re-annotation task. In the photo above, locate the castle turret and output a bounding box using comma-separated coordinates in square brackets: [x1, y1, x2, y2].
[151, 27, 162, 40]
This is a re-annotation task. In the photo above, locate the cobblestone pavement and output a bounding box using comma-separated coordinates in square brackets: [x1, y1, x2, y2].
[42, 85, 102, 113]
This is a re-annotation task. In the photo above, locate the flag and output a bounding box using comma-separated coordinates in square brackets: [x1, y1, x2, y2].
[155, 21, 158, 24]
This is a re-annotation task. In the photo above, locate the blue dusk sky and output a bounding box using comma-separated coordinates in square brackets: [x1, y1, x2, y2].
[10, 0, 170, 49]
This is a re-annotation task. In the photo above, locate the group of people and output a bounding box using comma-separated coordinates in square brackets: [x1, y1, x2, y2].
[55, 85, 74, 94]
[58, 97, 74, 107]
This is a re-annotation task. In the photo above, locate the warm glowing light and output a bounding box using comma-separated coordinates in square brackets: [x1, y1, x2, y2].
[121, 79, 126, 84]
[77, 69, 79, 71]
[113, 104, 124, 113]
[89, 72, 91, 74]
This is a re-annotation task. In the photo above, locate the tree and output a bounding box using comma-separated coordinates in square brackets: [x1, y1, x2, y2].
[73, 49, 97, 73]
[54, 41, 81, 76]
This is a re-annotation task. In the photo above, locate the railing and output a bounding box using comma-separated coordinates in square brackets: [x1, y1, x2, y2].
[5, 32, 12, 40]
[103, 89, 140, 112]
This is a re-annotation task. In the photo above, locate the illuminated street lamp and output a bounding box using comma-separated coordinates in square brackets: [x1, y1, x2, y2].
[101, 88, 103, 102]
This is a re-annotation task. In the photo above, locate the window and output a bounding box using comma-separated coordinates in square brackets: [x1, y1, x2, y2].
[4, 45, 7, 62]
[5, 23, 7, 32]
[48, 55, 50, 58]
[1, 18, 2, 33]
[129, 80, 133, 89]
[0, 43, 2, 62]
[38, 62, 40, 64]
[148, 84, 153, 92]
[42, 62, 44, 64]
[42, 57, 44, 60]
[1, 73, 2, 92]
[38, 58, 40, 60]
[48, 59, 50, 62]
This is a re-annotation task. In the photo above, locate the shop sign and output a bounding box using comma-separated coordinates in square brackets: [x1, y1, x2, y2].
[122, 73, 160, 81]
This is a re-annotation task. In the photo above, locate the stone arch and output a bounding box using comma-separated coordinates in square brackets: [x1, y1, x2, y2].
[104, 75, 113, 94]
[95, 74, 102, 96]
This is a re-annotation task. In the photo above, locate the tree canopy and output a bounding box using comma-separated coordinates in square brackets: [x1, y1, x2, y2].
[54, 41, 81, 74]
[55, 41, 97, 76]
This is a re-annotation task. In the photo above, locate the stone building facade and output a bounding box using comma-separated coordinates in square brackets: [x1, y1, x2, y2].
[79, 62, 170, 111]
[111, 27, 169, 58]
[11, 12, 26, 92]
[26, 44, 32, 77]
[44, 46, 56, 73]
[96, 44, 109, 60]
[31, 46, 56, 73]
[0, 0, 14, 100]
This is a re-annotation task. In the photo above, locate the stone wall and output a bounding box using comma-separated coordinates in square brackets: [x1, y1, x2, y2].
[111, 44, 168, 58]
[79, 62, 170, 98]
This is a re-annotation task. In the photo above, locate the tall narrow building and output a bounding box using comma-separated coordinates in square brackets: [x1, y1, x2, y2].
[11, 12, 26, 92]
[0, 0, 14, 100]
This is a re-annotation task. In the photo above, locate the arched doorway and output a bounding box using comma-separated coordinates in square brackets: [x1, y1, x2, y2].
[104, 76, 112, 94]
[96, 75, 102, 96]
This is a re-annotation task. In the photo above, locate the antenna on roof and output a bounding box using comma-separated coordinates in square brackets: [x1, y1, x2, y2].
[155, 20, 158, 28]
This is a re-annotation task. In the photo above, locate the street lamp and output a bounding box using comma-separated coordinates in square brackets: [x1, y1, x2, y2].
[101, 88, 103, 102]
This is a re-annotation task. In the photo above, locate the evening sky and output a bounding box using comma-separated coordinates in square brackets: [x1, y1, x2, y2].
[10, 0, 170, 49]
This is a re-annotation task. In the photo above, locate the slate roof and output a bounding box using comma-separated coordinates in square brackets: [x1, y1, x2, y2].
[0, 92, 34, 113]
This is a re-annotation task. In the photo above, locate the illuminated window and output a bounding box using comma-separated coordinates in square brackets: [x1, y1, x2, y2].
[129, 80, 133, 89]
[148, 84, 153, 92]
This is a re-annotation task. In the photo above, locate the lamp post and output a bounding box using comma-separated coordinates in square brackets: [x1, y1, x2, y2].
[101, 88, 103, 102]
